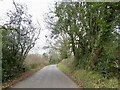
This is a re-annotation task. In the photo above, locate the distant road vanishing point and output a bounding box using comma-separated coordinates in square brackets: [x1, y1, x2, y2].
[12, 65, 78, 88]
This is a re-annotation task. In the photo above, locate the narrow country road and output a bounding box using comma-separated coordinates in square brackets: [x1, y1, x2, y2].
[13, 65, 78, 88]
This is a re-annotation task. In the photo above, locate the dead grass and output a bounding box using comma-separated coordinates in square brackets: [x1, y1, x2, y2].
[25, 54, 49, 65]
[24, 54, 49, 70]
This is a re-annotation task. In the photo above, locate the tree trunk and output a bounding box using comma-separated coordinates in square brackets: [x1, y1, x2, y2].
[70, 34, 76, 57]
[87, 47, 103, 70]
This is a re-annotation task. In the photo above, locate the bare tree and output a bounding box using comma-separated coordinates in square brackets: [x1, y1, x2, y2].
[1, 1, 41, 81]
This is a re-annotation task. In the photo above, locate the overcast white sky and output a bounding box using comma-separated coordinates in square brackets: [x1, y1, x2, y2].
[0, 0, 58, 54]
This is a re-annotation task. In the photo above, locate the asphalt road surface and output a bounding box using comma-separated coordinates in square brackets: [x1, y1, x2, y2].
[13, 65, 78, 88]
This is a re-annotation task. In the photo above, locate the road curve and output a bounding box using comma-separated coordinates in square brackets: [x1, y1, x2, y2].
[13, 65, 78, 88]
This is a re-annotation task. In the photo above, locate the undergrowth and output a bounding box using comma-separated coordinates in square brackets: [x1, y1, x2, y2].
[58, 59, 118, 88]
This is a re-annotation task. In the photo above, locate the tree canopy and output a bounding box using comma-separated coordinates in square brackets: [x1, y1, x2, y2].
[46, 2, 120, 78]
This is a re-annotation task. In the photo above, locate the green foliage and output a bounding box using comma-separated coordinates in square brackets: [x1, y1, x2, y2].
[59, 38, 70, 59]
[2, 30, 23, 82]
[0, 68, 1, 83]
[94, 38, 119, 78]
[49, 52, 61, 64]
[47, 2, 119, 78]
[0, 30, 2, 84]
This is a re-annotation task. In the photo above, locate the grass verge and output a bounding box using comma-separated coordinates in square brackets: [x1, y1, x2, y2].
[0, 68, 1, 90]
[57, 59, 118, 88]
